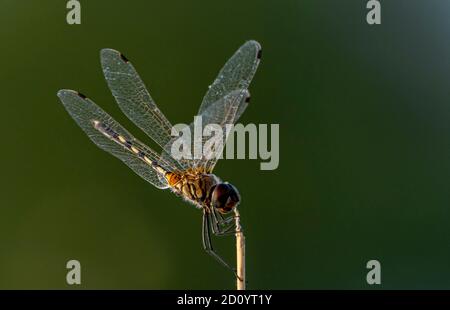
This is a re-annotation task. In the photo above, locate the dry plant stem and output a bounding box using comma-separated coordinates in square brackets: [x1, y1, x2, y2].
[234, 208, 245, 290]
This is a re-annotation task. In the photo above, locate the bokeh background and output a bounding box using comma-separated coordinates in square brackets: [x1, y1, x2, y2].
[1, 0, 449, 289]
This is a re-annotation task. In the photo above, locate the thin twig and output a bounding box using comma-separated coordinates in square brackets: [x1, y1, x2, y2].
[234, 208, 245, 290]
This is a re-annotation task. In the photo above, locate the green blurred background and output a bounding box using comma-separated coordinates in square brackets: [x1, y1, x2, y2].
[1, 0, 450, 289]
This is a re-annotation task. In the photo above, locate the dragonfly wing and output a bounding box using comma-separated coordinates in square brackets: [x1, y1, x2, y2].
[199, 40, 261, 123]
[57, 89, 179, 189]
[160, 89, 250, 173]
[198, 89, 250, 172]
[101, 49, 174, 150]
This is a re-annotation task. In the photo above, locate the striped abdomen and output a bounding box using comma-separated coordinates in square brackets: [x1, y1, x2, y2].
[92, 120, 153, 165]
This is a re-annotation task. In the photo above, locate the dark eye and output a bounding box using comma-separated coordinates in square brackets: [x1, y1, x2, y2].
[211, 183, 240, 213]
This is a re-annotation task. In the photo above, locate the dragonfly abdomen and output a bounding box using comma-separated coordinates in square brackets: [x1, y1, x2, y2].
[92, 120, 153, 165]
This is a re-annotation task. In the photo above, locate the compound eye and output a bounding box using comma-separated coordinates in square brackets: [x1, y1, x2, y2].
[211, 183, 240, 214]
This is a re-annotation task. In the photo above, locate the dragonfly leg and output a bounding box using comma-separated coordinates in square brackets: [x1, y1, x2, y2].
[209, 208, 225, 234]
[218, 212, 237, 226]
[202, 209, 241, 280]
[210, 208, 241, 236]
[212, 225, 239, 237]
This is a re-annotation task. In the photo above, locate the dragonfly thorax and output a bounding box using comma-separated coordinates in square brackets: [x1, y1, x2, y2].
[161, 168, 239, 213]
[163, 170, 219, 208]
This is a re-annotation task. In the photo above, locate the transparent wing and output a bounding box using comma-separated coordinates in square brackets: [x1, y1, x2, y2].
[101, 49, 173, 150]
[57, 89, 181, 189]
[199, 40, 261, 122]
[160, 89, 250, 173]
[199, 89, 251, 172]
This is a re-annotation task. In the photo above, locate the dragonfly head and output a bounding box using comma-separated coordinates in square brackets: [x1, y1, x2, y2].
[210, 182, 240, 214]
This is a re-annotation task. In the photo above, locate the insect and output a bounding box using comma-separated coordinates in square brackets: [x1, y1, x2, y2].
[57, 40, 261, 276]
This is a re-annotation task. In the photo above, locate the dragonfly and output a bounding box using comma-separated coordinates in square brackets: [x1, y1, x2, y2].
[57, 40, 261, 276]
